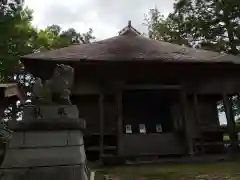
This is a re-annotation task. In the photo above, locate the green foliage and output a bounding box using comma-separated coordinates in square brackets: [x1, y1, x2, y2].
[0, 0, 95, 135]
[145, 0, 240, 54]
[0, 0, 35, 81]
[0, 0, 95, 82]
[144, 8, 190, 46]
[32, 26, 95, 52]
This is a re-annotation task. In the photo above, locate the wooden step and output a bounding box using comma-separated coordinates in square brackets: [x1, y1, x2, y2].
[86, 146, 117, 151]
[86, 133, 116, 136]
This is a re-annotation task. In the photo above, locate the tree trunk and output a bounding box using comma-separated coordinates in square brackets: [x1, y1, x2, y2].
[226, 24, 238, 55]
[223, 12, 238, 55]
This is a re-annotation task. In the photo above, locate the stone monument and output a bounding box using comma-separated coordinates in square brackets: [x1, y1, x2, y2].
[0, 64, 90, 180]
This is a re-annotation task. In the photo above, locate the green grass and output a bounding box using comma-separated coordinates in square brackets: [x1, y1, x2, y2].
[223, 134, 230, 141]
[95, 162, 240, 180]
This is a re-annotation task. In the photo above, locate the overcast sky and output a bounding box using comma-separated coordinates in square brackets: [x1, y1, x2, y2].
[24, 0, 174, 40]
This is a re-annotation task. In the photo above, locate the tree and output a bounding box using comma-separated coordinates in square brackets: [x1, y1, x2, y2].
[0, 0, 36, 82]
[0, 0, 96, 81]
[144, 8, 190, 46]
[173, 0, 240, 53]
[45, 24, 61, 36]
[215, 0, 240, 54]
[57, 27, 95, 47]
[0, 0, 96, 102]
[32, 26, 95, 51]
[145, 0, 240, 54]
[0, 0, 36, 127]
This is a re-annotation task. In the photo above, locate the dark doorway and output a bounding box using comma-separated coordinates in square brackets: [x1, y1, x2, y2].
[122, 90, 173, 134]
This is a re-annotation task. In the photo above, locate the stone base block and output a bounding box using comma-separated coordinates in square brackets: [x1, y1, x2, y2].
[1, 146, 86, 168]
[2, 130, 86, 168]
[9, 131, 84, 148]
[1, 105, 90, 180]
[23, 105, 79, 120]
[0, 165, 89, 180]
[8, 105, 86, 131]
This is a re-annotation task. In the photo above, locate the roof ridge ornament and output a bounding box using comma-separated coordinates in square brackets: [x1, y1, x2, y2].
[128, 20, 131, 28]
[118, 20, 141, 36]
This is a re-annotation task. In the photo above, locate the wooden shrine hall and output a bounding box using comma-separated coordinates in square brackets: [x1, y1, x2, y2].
[21, 21, 240, 162]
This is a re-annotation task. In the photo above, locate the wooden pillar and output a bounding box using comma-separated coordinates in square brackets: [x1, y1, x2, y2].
[99, 93, 104, 158]
[11, 100, 17, 121]
[193, 93, 200, 126]
[193, 93, 203, 154]
[116, 91, 123, 156]
[222, 94, 238, 153]
[180, 90, 194, 155]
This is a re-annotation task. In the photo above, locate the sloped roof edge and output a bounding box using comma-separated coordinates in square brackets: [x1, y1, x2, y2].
[20, 21, 240, 64]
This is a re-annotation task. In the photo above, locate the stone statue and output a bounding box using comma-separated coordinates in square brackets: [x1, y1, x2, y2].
[32, 64, 74, 105]
[1, 65, 90, 180]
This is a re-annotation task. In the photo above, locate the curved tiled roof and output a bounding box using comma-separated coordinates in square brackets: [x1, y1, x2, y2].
[21, 23, 240, 64]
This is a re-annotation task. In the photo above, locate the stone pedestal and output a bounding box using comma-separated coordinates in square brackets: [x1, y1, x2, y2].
[0, 105, 90, 180]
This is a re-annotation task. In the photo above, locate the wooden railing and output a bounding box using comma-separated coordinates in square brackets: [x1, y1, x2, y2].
[193, 126, 240, 154]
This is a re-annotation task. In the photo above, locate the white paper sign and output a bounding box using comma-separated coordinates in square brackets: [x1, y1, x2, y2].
[156, 124, 162, 133]
[139, 124, 146, 134]
[125, 124, 132, 134]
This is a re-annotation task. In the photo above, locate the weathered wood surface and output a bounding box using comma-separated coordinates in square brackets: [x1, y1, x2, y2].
[116, 92, 123, 156]
[99, 94, 104, 159]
